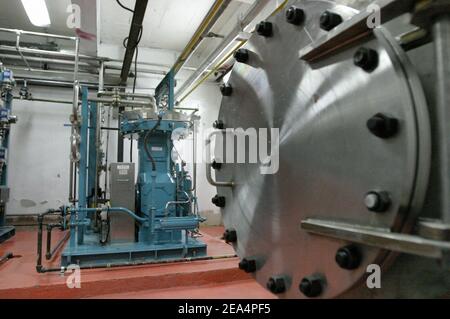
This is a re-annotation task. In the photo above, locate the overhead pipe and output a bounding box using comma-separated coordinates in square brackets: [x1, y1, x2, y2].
[171, 0, 232, 76]
[0, 28, 76, 41]
[0, 53, 93, 67]
[174, 0, 277, 101]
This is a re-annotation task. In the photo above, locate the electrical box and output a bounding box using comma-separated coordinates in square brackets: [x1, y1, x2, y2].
[109, 163, 135, 243]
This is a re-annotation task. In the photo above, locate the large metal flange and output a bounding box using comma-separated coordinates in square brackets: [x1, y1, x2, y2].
[214, 0, 430, 298]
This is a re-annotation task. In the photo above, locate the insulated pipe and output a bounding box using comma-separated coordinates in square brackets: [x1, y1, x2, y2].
[174, 0, 273, 100]
[171, 0, 232, 76]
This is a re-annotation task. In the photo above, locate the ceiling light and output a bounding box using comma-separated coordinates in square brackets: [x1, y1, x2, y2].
[21, 0, 51, 27]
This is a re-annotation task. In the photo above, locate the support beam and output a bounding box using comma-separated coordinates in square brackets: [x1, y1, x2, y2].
[119, 0, 149, 86]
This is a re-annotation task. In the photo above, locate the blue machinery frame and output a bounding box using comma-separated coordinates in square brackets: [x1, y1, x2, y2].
[61, 84, 206, 267]
[0, 67, 16, 243]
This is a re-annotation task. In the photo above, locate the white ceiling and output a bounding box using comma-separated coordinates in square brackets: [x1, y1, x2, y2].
[100, 0, 217, 51]
[0, 0, 74, 36]
[0, 0, 255, 70]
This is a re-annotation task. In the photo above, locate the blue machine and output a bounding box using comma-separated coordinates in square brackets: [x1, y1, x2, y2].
[0, 66, 17, 243]
[61, 78, 206, 267]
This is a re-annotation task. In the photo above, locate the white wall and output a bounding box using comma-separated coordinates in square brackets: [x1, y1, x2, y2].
[177, 82, 223, 223]
[7, 87, 73, 215]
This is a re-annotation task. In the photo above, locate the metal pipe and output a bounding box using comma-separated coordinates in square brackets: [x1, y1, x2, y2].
[0, 27, 77, 41]
[190, 120, 197, 193]
[0, 252, 13, 265]
[6, 65, 99, 77]
[105, 64, 166, 76]
[74, 37, 80, 82]
[174, 0, 272, 100]
[37, 254, 237, 273]
[98, 91, 154, 100]
[48, 232, 69, 261]
[36, 209, 61, 273]
[205, 131, 234, 187]
[0, 43, 198, 71]
[433, 14, 450, 224]
[165, 191, 192, 217]
[14, 77, 108, 89]
[45, 223, 64, 260]
[72, 207, 147, 224]
[13, 96, 73, 104]
[15, 33, 31, 71]
[0, 53, 93, 67]
[172, 0, 232, 76]
[89, 97, 154, 107]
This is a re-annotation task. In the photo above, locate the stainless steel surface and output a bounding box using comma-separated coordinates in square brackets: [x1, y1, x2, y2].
[432, 15, 450, 224]
[301, 218, 450, 259]
[109, 163, 136, 243]
[299, 0, 415, 62]
[419, 219, 450, 241]
[215, 0, 431, 298]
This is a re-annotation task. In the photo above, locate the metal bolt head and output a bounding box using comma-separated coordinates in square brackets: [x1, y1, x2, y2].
[320, 11, 343, 31]
[212, 195, 226, 208]
[354, 47, 379, 72]
[367, 113, 399, 138]
[335, 245, 362, 270]
[239, 258, 257, 273]
[299, 275, 324, 298]
[220, 84, 233, 96]
[286, 6, 305, 25]
[365, 191, 391, 212]
[267, 277, 286, 294]
[213, 120, 225, 130]
[212, 160, 222, 170]
[234, 49, 249, 63]
[256, 21, 273, 37]
[223, 229, 237, 243]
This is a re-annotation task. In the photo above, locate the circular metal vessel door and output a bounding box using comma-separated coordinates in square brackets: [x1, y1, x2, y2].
[215, 0, 431, 298]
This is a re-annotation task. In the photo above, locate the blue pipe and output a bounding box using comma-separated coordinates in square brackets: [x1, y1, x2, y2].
[73, 207, 147, 223]
[77, 86, 89, 244]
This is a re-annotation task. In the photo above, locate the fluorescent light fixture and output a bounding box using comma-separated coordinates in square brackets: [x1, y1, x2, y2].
[21, 0, 51, 27]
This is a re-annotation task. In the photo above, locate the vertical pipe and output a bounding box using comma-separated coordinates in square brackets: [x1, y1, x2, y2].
[95, 61, 105, 206]
[433, 15, 450, 224]
[74, 37, 80, 82]
[77, 87, 89, 244]
[87, 102, 98, 207]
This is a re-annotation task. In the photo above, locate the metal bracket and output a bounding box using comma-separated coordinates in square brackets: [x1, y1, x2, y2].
[299, 0, 416, 63]
[301, 218, 450, 259]
[205, 131, 234, 188]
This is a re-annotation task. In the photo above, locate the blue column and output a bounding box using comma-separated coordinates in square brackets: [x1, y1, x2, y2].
[87, 101, 98, 208]
[77, 86, 89, 244]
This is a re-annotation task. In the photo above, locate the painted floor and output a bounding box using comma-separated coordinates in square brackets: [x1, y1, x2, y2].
[0, 226, 274, 299]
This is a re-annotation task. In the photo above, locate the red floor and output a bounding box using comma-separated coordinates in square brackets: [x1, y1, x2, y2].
[0, 226, 274, 299]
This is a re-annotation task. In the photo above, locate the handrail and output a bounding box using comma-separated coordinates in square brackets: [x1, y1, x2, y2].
[205, 131, 234, 187]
